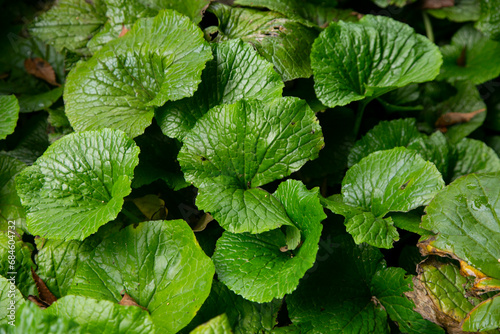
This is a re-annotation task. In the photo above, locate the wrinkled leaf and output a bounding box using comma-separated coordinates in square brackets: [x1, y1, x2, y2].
[427, 0, 480, 22]
[462, 293, 500, 332]
[190, 313, 233, 334]
[0, 275, 25, 326]
[16, 129, 140, 240]
[178, 98, 323, 234]
[0, 95, 19, 140]
[476, 0, 500, 40]
[0, 155, 25, 230]
[450, 138, 500, 181]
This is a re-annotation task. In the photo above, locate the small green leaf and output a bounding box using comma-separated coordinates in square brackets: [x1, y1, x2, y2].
[427, 0, 480, 22]
[346, 212, 399, 249]
[16, 129, 140, 241]
[178, 98, 323, 234]
[64, 10, 212, 138]
[476, 0, 500, 40]
[0, 275, 25, 326]
[0, 95, 19, 140]
[372, 0, 416, 7]
[181, 280, 280, 334]
[408, 131, 450, 181]
[207, 3, 318, 81]
[212, 180, 326, 302]
[439, 25, 500, 84]
[18, 87, 63, 113]
[156, 39, 283, 139]
[69, 220, 215, 333]
[190, 313, 233, 334]
[311, 15, 442, 108]
[30, 0, 107, 55]
[46, 295, 154, 334]
[421, 172, 500, 280]
[450, 138, 500, 181]
[348, 118, 424, 167]
[0, 155, 25, 230]
[462, 294, 500, 332]
[0, 233, 36, 297]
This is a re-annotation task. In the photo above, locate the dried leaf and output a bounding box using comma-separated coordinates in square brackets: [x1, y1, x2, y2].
[435, 108, 485, 130]
[27, 295, 50, 309]
[119, 291, 148, 311]
[31, 268, 57, 306]
[422, 0, 454, 9]
[119, 26, 129, 37]
[24, 58, 60, 86]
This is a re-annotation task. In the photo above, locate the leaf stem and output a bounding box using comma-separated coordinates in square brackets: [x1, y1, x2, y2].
[121, 208, 142, 224]
[422, 12, 434, 43]
[353, 98, 370, 138]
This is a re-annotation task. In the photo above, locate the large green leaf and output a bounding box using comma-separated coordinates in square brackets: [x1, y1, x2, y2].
[30, 0, 107, 55]
[324, 148, 444, 248]
[311, 15, 442, 108]
[427, 0, 480, 22]
[420, 172, 500, 280]
[347, 118, 424, 167]
[450, 138, 500, 181]
[212, 180, 326, 302]
[156, 39, 283, 139]
[7, 303, 82, 334]
[64, 10, 212, 138]
[0, 233, 36, 297]
[16, 129, 140, 241]
[0, 95, 19, 140]
[0, 155, 25, 230]
[69, 220, 215, 333]
[178, 98, 324, 234]
[476, 0, 500, 40]
[181, 280, 281, 334]
[0, 275, 25, 326]
[207, 3, 318, 81]
[462, 294, 500, 332]
[46, 295, 154, 334]
[439, 25, 500, 84]
[190, 314, 233, 334]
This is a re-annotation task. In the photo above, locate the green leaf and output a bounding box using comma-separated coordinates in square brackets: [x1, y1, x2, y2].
[30, 0, 107, 55]
[439, 25, 500, 84]
[420, 172, 500, 280]
[207, 3, 318, 81]
[407, 131, 450, 181]
[9, 302, 82, 334]
[372, 0, 416, 7]
[419, 261, 475, 322]
[371, 267, 445, 334]
[427, 0, 480, 22]
[347, 118, 424, 167]
[178, 98, 324, 234]
[181, 280, 280, 334]
[0, 95, 19, 140]
[287, 234, 389, 334]
[325, 148, 444, 248]
[343, 148, 445, 217]
[69, 220, 215, 333]
[462, 294, 500, 332]
[64, 9, 212, 138]
[0, 275, 25, 326]
[450, 138, 500, 181]
[18, 86, 64, 113]
[34, 238, 93, 298]
[0, 155, 25, 230]
[46, 295, 154, 334]
[476, 0, 500, 40]
[190, 313, 233, 334]
[311, 15, 442, 108]
[16, 129, 140, 241]
[345, 212, 399, 249]
[389, 211, 431, 236]
[156, 39, 283, 139]
[0, 233, 36, 297]
[212, 180, 326, 302]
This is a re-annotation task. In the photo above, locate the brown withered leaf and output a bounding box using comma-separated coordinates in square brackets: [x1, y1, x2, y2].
[435, 108, 485, 131]
[422, 0, 454, 9]
[456, 46, 467, 67]
[119, 26, 129, 37]
[31, 268, 57, 306]
[27, 295, 50, 309]
[24, 58, 60, 86]
[119, 291, 148, 311]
